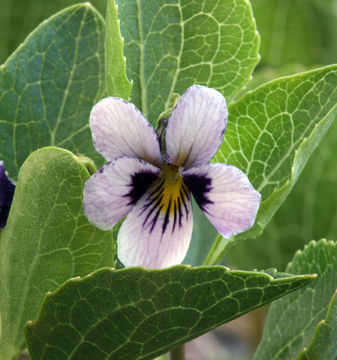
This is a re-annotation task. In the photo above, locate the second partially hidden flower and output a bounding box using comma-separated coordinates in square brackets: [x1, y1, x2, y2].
[0, 162, 15, 229]
[83, 85, 261, 269]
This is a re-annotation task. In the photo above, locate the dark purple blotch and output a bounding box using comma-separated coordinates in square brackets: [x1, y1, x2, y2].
[141, 179, 164, 231]
[0, 163, 15, 228]
[183, 173, 213, 212]
[125, 170, 158, 206]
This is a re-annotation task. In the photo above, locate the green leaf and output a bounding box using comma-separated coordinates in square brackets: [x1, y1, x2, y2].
[227, 62, 337, 272]
[25, 266, 314, 360]
[105, 0, 132, 99]
[0, 0, 107, 63]
[228, 114, 337, 272]
[0, 3, 105, 180]
[234, 64, 309, 101]
[206, 65, 337, 264]
[0, 147, 114, 360]
[116, 0, 259, 125]
[236, 87, 337, 270]
[297, 290, 337, 360]
[254, 240, 337, 360]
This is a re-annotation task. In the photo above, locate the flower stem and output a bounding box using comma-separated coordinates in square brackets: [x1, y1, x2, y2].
[203, 233, 236, 265]
[169, 345, 185, 360]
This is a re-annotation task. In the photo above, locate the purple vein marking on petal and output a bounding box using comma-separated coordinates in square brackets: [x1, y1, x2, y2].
[179, 184, 190, 217]
[162, 198, 172, 234]
[140, 179, 165, 228]
[181, 183, 190, 202]
[177, 196, 183, 228]
[142, 194, 163, 227]
[149, 205, 162, 233]
[172, 199, 178, 233]
[183, 173, 213, 212]
[181, 146, 193, 168]
[139, 179, 165, 217]
[124, 170, 159, 206]
[149, 178, 165, 197]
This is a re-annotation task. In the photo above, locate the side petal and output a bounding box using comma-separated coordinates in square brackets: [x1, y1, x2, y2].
[90, 97, 162, 166]
[166, 85, 228, 168]
[117, 178, 193, 269]
[83, 157, 160, 230]
[182, 164, 261, 238]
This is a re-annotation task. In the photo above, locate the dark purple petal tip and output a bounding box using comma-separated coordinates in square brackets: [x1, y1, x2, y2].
[0, 162, 15, 228]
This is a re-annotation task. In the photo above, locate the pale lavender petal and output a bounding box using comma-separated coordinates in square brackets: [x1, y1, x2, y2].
[182, 164, 261, 238]
[90, 97, 162, 166]
[83, 157, 160, 230]
[166, 85, 228, 168]
[117, 175, 193, 268]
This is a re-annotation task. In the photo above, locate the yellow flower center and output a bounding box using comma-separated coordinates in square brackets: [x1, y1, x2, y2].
[149, 163, 189, 216]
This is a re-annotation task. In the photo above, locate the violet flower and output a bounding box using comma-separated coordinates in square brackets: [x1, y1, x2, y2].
[83, 85, 261, 268]
[0, 162, 15, 228]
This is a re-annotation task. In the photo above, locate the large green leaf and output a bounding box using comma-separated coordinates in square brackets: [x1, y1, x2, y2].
[205, 65, 337, 264]
[116, 0, 259, 125]
[228, 112, 337, 272]
[254, 240, 337, 360]
[297, 290, 337, 360]
[0, 3, 105, 179]
[0, 147, 114, 360]
[228, 61, 337, 271]
[0, 0, 107, 63]
[25, 266, 314, 360]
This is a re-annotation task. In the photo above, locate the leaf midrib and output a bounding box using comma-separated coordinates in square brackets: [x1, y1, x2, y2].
[163, 0, 183, 114]
[136, 0, 147, 118]
[65, 274, 307, 359]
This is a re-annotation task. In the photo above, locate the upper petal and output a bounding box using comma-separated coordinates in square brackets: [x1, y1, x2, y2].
[117, 170, 193, 268]
[83, 157, 160, 230]
[182, 164, 261, 238]
[166, 85, 228, 168]
[90, 97, 162, 166]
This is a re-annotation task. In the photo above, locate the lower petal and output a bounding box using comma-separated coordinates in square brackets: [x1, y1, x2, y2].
[83, 157, 160, 230]
[117, 176, 193, 269]
[182, 164, 261, 238]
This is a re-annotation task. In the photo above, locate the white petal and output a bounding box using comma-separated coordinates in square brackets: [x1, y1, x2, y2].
[117, 173, 193, 269]
[182, 164, 261, 238]
[90, 97, 162, 166]
[83, 157, 160, 230]
[166, 85, 228, 168]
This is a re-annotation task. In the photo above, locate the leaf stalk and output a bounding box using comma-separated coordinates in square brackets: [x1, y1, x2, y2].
[169, 344, 185, 360]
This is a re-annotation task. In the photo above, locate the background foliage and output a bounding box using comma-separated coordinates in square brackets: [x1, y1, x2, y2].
[226, 0, 337, 271]
[1, 0, 337, 359]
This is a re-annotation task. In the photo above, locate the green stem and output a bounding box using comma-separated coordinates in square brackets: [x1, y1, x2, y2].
[203, 233, 236, 265]
[169, 345, 185, 360]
